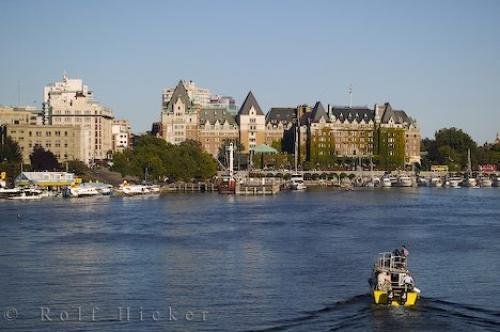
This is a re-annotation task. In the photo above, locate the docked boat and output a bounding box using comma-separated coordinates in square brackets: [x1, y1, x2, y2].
[146, 184, 160, 193]
[446, 176, 462, 188]
[369, 251, 420, 306]
[478, 177, 492, 187]
[493, 176, 500, 187]
[380, 176, 392, 188]
[116, 182, 158, 196]
[63, 183, 113, 198]
[9, 188, 50, 200]
[0, 187, 22, 199]
[290, 173, 306, 191]
[429, 175, 443, 187]
[461, 177, 477, 188]
[416, 176, 428, 187]
[394, 174, 413, 187]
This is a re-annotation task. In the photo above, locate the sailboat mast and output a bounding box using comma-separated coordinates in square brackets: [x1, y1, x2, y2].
[294, 109, 300, 173]
[467, 148, 472, 177]
[229, 142, 234, 180]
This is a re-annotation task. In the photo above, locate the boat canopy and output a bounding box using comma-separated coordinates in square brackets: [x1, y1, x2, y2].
[375, 252, 408, 272]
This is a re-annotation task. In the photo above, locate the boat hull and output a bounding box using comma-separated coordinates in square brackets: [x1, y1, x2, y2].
[372, 289, 419, 306]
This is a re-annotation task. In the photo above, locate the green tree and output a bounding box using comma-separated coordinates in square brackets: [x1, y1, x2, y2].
[270, 139, 283, 153]
[421, 128, 482, 171]
[110, 135, 218, 182]
[66, 160, 90, 175]
[30, 146, 60, 171]
[0, 135, 22, 163]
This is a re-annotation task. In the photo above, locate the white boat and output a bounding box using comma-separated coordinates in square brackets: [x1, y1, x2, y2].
[429, 175, 443, 187]
[365, 177, 379, 188]
[394, 174, 413, 187]
[478, 177, 492, 187]
[0, 187, 22, 198]
[146, 185, 161, 193]
[380, 176, 392, 188]
[9, 188, 50, 200]
[416, 177, 428, 187]
[446, 176, 462, 188]
[290, 174, 306, 191]
[63, 183, 113, 197]
[116, 182, 158, 196]
[461, 177, 477, 188]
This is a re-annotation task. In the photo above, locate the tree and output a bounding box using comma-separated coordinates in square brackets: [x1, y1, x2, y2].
[66, 160, 89, 175]
[0, 135, 22, 163]
[30, 146, 60, 171]
[421, 128, 484, 171]
[111, 135, 218, 182]
[0, 135, 23, 185]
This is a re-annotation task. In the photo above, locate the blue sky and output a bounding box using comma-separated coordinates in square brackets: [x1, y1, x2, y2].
[1, 0, 499, 142]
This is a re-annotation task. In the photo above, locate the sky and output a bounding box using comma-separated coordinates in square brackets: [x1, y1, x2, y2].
[0, 0, 499, 142]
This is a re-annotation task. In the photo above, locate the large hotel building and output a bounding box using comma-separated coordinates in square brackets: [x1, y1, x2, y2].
[158, 80, 421, 168]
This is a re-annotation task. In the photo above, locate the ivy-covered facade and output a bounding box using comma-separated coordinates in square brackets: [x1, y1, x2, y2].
[266, 102, 420, 170]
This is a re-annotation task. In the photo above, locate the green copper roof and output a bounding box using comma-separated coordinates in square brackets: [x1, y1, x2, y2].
[252, 144, 278, 154]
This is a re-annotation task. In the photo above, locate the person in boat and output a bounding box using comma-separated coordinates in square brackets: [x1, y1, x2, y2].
[403, 273, 415, 289]
[402, 245, 409, 257]
[377, 271, 392, 292]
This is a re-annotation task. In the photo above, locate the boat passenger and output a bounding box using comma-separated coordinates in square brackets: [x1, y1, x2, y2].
[403, 273, 415, 289]
[377, 271, 392, 292]
[402, 245, 409, 257]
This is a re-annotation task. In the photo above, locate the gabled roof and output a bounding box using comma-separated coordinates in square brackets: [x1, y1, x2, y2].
[167, 80, 191, 109]
[265, 107, 296, 125]
[199, 107, 237, 126]
[238, 91, 264, 116]
[380, 103, 411, 124]
[330, 106, 375, 123]
[310, 101, 329, 123]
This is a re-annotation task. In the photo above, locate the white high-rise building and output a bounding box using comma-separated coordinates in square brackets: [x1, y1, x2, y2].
[43, 74, 114, 164]
[111, 119, 131, 152]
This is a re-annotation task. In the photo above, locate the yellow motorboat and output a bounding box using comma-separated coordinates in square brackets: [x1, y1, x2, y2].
[369, 251, 421, 306]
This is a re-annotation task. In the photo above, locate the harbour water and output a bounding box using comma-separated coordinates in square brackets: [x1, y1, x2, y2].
[1, 188, 499, 331]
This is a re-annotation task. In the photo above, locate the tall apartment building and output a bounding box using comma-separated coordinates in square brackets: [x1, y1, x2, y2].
[112, 119, 131, 152]
[43, 75, 114, 163]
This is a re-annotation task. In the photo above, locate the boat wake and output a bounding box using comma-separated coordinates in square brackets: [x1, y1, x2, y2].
[245, 294, 500, 332]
